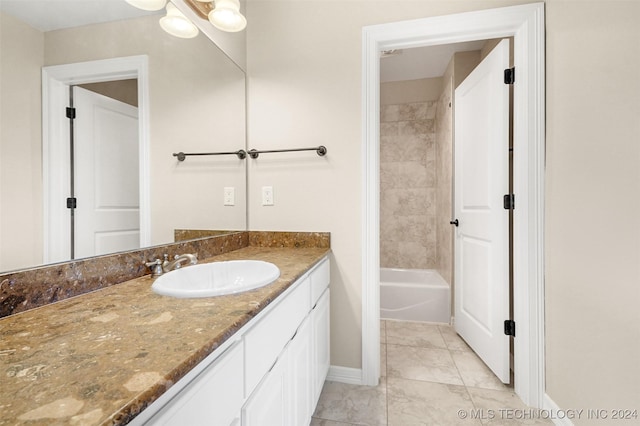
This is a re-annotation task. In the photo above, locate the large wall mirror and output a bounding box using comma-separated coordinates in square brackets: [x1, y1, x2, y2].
[0, 0, 247, 272]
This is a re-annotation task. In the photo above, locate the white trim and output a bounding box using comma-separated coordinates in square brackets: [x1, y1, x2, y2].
[543, 394, 575, 426]
[361, 22, 381, 386]
[361, 3, 545, 406]
[326, 366, 363, 385]
[42, 55, 151, 263]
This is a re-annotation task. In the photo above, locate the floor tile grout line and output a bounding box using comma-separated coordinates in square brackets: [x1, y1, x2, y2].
[436, 323, 453, 351]
[384, 373, 468, 388]
[445, 326, 493, 419]
[443, 329, 490, 426]
[385, 342, 449, 350]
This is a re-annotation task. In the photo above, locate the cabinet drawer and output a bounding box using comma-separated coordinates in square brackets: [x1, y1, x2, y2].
[244, 278, 310, 396]
[310, 258, 330, 307]
[149, 341, 244, 426]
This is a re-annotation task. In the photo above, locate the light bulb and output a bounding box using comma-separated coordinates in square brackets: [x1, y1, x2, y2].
[160, 3, 200, 39]
[125, 0, 167, 12]
[209, 0, 246, 32]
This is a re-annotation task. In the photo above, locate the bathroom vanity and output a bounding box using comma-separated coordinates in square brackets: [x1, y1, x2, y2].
[0, 235, 330, 426]
[135, 256, 330, 425]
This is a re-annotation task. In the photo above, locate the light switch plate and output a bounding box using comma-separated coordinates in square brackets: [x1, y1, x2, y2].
[224, 187, 235, 206]
[262, 186, 274, 206]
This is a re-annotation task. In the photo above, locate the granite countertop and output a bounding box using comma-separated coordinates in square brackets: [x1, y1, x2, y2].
[0, 246, 329, 425]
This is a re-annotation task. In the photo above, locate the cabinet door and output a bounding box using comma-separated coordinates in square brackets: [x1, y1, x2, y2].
[244, 278, 310, 396]
[149, 342, 244, 426]
[242, 350, 288, 426]
[286, 315, 312, 426]
[311, 289, 330, 403]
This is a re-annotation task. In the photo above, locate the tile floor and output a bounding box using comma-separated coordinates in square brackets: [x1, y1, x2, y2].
[311, 320, 552, 425]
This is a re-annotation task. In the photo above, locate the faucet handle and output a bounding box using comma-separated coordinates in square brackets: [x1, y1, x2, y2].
[145, 259, 163, 277]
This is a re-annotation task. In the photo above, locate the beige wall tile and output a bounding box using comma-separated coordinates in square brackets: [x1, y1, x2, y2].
[380, 100, 438, 269]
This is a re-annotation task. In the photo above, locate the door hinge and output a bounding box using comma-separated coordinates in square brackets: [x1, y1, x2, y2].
[504, 320, 516, 337]
[66, 197, 77, 209]
[504, 67, 515, 84]
[503, 194, 515, 210]
[66, 107, 76, 119]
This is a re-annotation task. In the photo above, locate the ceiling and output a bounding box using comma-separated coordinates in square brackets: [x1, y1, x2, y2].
[380, 40, 486, 83]
[0, 0, 159, 32]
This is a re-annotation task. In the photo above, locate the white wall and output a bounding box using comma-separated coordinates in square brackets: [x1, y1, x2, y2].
[0, 12, 44, 271]
[246, 0, 640, 418]
[544, 0, 640, 416]
[380, 77, 443, 105]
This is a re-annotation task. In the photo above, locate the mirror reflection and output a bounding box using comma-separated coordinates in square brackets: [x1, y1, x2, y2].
[0, 0, 247, 272]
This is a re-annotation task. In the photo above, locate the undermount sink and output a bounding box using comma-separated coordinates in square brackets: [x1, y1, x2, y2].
[151, 260, 281, 298]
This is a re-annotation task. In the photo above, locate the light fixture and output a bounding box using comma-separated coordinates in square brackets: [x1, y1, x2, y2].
[206, 0, 246, 33]
[187, 0, 246, 33]
[160, 3, 200, 39]
[124, 0, 168, 11]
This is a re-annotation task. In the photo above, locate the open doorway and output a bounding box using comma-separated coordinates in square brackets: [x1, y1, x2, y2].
[378, 38, 514, 384]
[362, 3, 545, 408]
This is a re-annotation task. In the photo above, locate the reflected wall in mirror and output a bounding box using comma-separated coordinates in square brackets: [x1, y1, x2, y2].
[0, 1, 247, 272]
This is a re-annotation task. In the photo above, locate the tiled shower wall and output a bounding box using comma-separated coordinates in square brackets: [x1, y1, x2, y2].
[380, 101, 438, 269]
[435, 71, 454, 286]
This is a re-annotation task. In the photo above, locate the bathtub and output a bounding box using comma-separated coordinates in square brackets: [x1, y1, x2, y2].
[380, 268, 450, 323]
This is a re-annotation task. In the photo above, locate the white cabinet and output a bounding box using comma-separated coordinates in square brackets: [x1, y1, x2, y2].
[140, 256, 330, 426]
[311, 288, 330, 403]
[148, 341, 244, 426]
[244, 314, 315, 426]
[243, 257, 329, 426]
[244, 277, 310, 396]
[242, 350, 288, 426]
[286, 316, 312, 426]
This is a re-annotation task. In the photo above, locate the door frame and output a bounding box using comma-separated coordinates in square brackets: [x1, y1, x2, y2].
[42, 55, 151, 263]
[361, 3, 545, 407]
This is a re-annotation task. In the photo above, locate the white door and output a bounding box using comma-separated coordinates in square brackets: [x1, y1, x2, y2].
[454, 39, 510, 383]
[73, 86, 140, 259]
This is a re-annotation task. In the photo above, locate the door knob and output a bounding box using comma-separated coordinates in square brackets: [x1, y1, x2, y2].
[449, 219, 459, 227]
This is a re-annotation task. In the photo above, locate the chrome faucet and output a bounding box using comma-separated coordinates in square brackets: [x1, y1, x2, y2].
[145, 253, 197, 277]
[145, 259, 163, 277]
[162, 253, 197, 272]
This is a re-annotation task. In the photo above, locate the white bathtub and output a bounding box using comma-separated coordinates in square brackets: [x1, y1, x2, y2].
[380, 268, 450, 323]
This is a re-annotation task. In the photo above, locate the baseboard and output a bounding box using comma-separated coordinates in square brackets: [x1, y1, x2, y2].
[543, 394, 574, 426]
[326, 365, 363, 385]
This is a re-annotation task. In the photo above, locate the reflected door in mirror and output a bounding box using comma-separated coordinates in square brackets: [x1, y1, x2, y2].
[73, 86, 140, 259]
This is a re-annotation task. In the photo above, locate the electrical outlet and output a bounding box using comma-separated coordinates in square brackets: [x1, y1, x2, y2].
[262, 186, 274, 206]
[224, 187, 235, 206]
